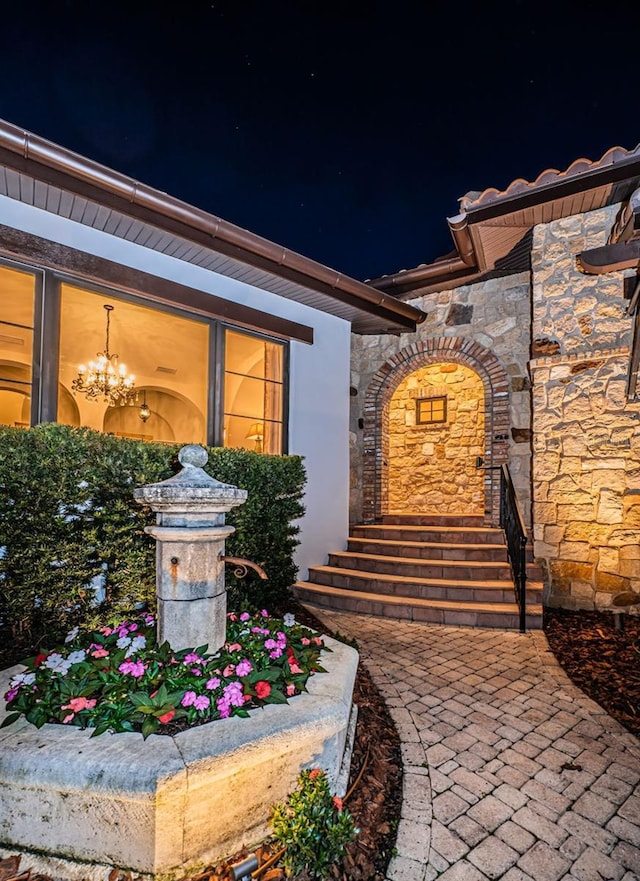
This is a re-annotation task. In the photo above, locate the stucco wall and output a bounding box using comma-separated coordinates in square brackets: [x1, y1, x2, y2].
[350, 271, 532, 524]
[0, 195, 351, 581]
[530, 204, 640, 610]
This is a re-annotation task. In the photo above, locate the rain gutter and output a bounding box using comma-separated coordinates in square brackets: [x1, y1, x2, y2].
[0, 119, 424, 332]
[368, 212, 478, 293]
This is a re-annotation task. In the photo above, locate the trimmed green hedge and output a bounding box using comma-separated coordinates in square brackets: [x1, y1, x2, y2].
[0, 424, 305, 647]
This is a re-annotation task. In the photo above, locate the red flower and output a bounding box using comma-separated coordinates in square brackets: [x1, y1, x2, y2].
[158, 709, 175, 725]
[309, 769, 322, 779]
[255, 681, 271, 699]
[34, 653, 48, 667]
[332, 796, 343, 811]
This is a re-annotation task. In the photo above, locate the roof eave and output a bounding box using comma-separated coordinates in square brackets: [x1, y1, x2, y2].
[0, 119, 425, 334]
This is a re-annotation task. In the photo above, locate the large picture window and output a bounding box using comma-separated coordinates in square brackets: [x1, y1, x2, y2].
[0, 258, 288, 452]
[223, 329, 285, 455]
[0, 264, 37, 428]
[58, 285, 210, 445]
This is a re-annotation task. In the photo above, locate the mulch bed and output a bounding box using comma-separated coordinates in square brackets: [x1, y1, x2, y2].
[544, 607, 640, 739]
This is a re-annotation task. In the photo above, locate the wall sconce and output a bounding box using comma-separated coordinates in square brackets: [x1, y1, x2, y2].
[245, 422, 264, 452]
[139, 391, 151, 423]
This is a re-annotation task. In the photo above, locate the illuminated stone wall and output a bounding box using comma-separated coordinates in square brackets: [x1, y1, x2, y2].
[387, 363, 485, 513]
[350, 272, 531, 524]
[530, 204, 640, 610]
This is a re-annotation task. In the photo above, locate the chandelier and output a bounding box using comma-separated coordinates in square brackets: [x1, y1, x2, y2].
[72, 304, 136, 406]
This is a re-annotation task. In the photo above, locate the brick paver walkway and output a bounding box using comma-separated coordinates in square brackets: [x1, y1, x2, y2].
[312, 610, 640, 881]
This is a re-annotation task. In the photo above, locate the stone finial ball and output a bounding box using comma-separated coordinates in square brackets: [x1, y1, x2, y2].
[178, 445, 209, 468]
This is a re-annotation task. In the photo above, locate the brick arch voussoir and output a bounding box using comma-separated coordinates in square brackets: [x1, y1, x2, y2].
[361, 337, 509, 525]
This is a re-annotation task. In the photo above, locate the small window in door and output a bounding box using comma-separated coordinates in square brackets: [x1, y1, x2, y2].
[416, 395, 447, 424]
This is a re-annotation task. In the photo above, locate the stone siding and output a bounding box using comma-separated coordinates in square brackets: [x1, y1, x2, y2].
[530, 205, 640, 610]
[350, 272, 531, 524]
[388, 363, 485, 513]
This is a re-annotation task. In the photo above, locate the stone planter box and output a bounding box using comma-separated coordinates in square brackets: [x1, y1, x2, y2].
[0, 637, 358, 881]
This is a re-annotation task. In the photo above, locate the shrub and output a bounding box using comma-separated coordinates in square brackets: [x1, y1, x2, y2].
[271, 768, 358, 880]
[0, 424, 305, 647]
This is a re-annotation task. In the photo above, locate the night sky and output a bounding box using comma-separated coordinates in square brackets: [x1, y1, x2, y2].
[0, 1, 637, 281]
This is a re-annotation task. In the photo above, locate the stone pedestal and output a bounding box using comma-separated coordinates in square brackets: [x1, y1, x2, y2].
[134, 445, 247, 652]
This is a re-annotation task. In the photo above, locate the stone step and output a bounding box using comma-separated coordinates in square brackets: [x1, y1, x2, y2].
[382, 513, 487, 527]
[295, 583, 544, 630]
[347, 536, 509, 562]
[351, 523, 504, 545]
[308, 565, 545, 605]
[327, 551, 514, 581]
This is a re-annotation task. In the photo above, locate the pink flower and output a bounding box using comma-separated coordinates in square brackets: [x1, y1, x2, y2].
[222, 664, 235, 677]
[264, 639, 277, 650]
[235, 659, 252, 677]
[309, 769, 322, 779]
[118, 660, 146, 678]
[217, 699, 231, 718]
[313, 637, 323, 646]
[269, 649, 283, 659]
[223, 682, 245, 707]
[62, 697, 97, 713]
[301, 637, 311, 646]
[62, 713, 75, 724]
[332, 796, 343, 811]
[227, 613, 238, 622]
[286, 684, 296, 697]
[287, 650, 303, 674]
[181, 691, 197, 707]
[261, 609, 269, 617]
[184, 653, 204, 665]
[5, 688, 18, 702]
[206, 677, 221, 690]
[227, 643, 242, 653]
[240, 612, 251, 622]
[193, 695, 210, 711]
[99, 626, 113, 636]
[190, 668, 203, 676]
[90, 647, 109, 658]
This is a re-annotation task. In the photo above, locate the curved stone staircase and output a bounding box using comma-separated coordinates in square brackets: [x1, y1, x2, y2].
[294, 514, 544, 629]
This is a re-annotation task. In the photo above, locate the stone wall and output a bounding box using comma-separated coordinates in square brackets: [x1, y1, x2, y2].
[387, 363, 485, 513]
[350, 272, 531, 524]
[530, 204, 640, 609]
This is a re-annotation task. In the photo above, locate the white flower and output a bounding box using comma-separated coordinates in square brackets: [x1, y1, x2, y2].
[67, 650, 87, 665]
[116, 635, 132, 650]
[9, 671, 36, 688]
[128, 635, 146, 654]
[65, 626, 80, 643]
[283, 613, 296, 627]
[42, 653, 73, 675]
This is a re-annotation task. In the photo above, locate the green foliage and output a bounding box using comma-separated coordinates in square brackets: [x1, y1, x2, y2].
[3, 610, 325, 739]
[271, 769, 358, 880]
[0, 424, 305, 646]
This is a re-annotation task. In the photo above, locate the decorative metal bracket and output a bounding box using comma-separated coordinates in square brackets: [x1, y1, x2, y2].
[219, 555, 268, 580]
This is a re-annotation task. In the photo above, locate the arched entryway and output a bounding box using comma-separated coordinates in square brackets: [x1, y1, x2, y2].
[361, 337, 510, 526]
[387, 361, 486, 514]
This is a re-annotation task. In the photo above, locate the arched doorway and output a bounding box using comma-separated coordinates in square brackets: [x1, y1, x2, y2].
[387, 361, 485, 515]
[361, 337, 510, 525]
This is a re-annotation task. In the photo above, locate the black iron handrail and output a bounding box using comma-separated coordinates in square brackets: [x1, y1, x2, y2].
[499, 464, 528, 633]
[476, 457, 528, 632]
